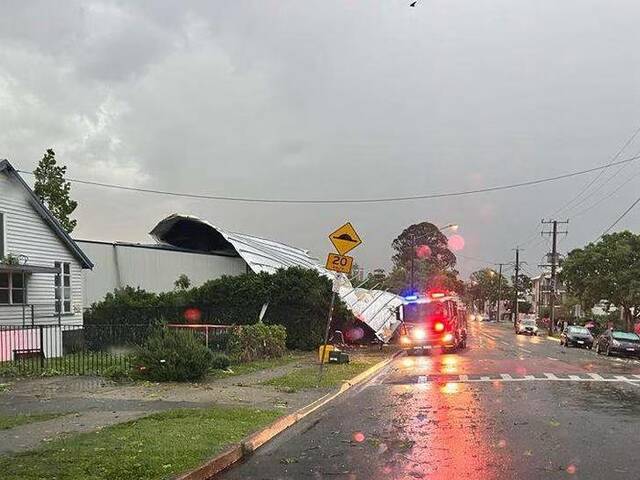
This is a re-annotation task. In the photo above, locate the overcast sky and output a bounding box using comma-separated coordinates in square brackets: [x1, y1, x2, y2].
[2, 0, 640, 278]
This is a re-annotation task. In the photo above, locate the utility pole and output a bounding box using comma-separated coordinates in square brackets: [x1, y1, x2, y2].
[496, 263, 503, 323]
[513, 248, 520, 327]
[410, 234, 415, 292]
[541, 220, 569, 336]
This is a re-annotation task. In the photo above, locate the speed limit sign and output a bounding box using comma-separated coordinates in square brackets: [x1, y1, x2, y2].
[325, 252, 354, 274]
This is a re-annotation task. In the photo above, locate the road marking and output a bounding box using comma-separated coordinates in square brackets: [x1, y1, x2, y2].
[385, 373, 640, 386]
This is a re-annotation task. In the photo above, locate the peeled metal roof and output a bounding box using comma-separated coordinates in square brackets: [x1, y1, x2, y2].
[150, 214, 402, 341]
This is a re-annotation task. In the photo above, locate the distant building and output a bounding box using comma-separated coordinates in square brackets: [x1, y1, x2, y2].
[531, 273, 567, 317]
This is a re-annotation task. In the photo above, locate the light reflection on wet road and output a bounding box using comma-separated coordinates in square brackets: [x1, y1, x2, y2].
[219, 321, 640, 479]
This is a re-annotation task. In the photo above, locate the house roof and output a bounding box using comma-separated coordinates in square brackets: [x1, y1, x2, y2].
[0, 159, 93, 269]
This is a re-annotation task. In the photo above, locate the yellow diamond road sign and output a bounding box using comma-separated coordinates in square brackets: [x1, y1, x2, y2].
[329, 222, 362, 255]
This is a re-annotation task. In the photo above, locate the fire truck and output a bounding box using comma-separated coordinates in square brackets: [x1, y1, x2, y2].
[395, 290, 468, 354]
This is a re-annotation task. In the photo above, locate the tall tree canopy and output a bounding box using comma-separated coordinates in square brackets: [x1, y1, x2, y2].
[33, 149, 78, 233]
[390, 222, 457, 291]
[466, 268, 512, 311]
[560, 231, 640, 330]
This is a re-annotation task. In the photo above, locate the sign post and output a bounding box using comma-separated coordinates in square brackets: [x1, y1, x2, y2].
[319, 222, 363, 377]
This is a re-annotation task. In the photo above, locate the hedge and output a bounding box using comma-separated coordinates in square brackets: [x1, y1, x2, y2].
[84, 267, 355, 351]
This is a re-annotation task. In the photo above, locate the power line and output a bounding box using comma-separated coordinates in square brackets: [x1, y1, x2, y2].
[15, 154, 640, 205]
[515, 126, 640, 247]
[571, 166, 640, 219]
[598, 194, 640, 239]
[548, 125, 640, 218]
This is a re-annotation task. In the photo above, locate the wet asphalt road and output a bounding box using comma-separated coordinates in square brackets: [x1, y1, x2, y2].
[219, 321, 640, 480]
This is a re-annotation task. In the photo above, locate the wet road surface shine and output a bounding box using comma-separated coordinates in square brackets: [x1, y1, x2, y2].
[219, 322, 640, 479]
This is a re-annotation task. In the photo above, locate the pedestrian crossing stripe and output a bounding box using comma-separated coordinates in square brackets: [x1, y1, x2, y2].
[384, 373, 640, 385]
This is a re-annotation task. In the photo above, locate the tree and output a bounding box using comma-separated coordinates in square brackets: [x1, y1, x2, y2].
[174, 274, 191, 290]
[509, 273, 533, 314]
[466, 268, 512, 312]
[391, 222, 457, 291]
[560, 231, 640, 331]
[33, 149, 77, 233]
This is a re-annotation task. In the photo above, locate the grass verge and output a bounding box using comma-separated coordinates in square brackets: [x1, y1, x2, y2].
[208, 352, 309, 380]
[262, 360, 379, 393]
[0, 412, 67, 430]
[0, 406, 280, 480]
[0, 352, 130, 378]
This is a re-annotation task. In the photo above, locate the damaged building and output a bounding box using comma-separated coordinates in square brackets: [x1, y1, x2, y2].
[75, 214, 402, 342]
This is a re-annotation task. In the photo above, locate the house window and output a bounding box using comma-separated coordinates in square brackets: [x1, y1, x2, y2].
[0, 272, 26, 304]
[55, 262, 71, 314]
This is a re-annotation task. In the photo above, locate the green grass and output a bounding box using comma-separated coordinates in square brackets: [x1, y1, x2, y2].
[208, 352, 309, 380]
[0, 412, 67, 430]
[0, 406, 281, 480]
[0, 352, 130, 378]
[262, 361, 376, 392]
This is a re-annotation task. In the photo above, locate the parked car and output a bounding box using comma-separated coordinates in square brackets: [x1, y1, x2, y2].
[560, 325, 593, 348]
[515, 318, 539, 335]
[594, 330, 640, 358]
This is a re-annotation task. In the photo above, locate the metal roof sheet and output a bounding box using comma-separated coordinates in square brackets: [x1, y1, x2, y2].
[150, 214, 402, 341]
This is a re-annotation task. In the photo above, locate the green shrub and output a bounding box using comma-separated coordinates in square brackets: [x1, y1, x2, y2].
[102, 364, 132, 382]
[85, 267, 356, 353]
[210, 353, 231, 370]
[261, 268, 354, 350]
[227, 323, 287, 363]
[134, 329, 212, 382]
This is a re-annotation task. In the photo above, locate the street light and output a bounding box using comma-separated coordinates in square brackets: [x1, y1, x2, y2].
[409, 223, 459, 291]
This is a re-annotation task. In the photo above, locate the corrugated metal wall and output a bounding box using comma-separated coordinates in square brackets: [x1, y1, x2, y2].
[77, 241, 247, 305]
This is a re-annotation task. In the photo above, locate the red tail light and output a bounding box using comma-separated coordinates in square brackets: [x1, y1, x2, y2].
[434, 322, 445, 332]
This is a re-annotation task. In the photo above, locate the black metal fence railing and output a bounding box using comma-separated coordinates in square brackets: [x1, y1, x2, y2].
[0, 323, 156, 376]
[0, 321, 234, 377]
[0, 303, 65, 327]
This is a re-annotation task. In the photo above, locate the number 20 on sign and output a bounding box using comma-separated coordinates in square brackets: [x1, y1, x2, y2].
[325, 252, 354, 274]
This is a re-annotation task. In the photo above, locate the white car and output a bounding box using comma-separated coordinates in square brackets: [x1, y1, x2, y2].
[516, 319, 539, 335]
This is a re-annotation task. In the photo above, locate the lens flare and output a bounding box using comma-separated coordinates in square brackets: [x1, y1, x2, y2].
[447, 234, 465, 251]
[183, 308, 202, 323]
[416, 244, 432, 258]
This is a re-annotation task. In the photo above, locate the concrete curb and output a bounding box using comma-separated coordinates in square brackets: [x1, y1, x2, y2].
[176, 352, 398, 480]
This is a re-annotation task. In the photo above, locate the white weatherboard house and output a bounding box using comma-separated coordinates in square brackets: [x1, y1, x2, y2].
[0, 160, 93, 326]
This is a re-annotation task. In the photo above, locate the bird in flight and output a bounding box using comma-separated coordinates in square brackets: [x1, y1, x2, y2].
[409, 1, 418, 6]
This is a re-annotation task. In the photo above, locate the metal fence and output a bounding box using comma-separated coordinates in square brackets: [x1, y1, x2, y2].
[0, 303, 65, 327]
[0, 321, 235, 376]
[0, 323, 155, 376]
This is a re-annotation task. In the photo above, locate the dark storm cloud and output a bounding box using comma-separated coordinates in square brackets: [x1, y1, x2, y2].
[1, 0, 640, 275]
